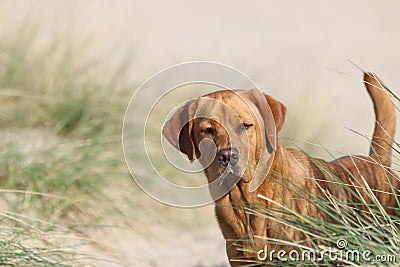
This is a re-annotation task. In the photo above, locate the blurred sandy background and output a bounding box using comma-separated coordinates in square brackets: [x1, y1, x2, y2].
[1, 1, 399, 266]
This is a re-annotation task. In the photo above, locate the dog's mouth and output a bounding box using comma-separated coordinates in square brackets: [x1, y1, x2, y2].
[219, 164, 246, 185]
[220, 162, 241, 176]
[206, 163, 241, 181]
[224, 163, 238, 174]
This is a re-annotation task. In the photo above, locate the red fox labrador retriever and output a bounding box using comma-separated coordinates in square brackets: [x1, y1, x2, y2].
[163, 73, 399, 266]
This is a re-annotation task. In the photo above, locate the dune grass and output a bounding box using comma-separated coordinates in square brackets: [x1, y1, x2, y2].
[0, 207, 94, 266]
[235, 128, 400, 265]
[0, 23, 133, 265]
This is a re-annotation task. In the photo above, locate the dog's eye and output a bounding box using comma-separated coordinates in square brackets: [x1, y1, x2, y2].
[240, 123, 253, 131]
[202, 127, 214, 135]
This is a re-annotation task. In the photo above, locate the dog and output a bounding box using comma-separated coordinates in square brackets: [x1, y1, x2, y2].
[163, 73, 399, 266]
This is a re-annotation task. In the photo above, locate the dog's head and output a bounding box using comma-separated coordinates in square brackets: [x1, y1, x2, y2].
[163, 89, 286, 192]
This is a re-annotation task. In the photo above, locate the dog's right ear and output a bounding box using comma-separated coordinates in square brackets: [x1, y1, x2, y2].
[162, 100, 197, 162]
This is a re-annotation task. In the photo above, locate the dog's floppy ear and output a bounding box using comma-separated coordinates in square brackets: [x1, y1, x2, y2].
[245, 89, 286, 152]
[264, 94, 286, 134]
[162, 100, 197, 161]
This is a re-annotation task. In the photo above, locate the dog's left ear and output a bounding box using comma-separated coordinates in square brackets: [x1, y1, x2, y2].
[264, 94, 287, 134]
[244, 89, 286, 152]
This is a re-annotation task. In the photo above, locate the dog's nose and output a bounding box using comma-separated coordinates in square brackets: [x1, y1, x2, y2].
[217, 148, 239, 166]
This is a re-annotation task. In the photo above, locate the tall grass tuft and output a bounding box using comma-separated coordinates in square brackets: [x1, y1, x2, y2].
[0, 22, 133, 265]
[0, 206, 95, 266]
